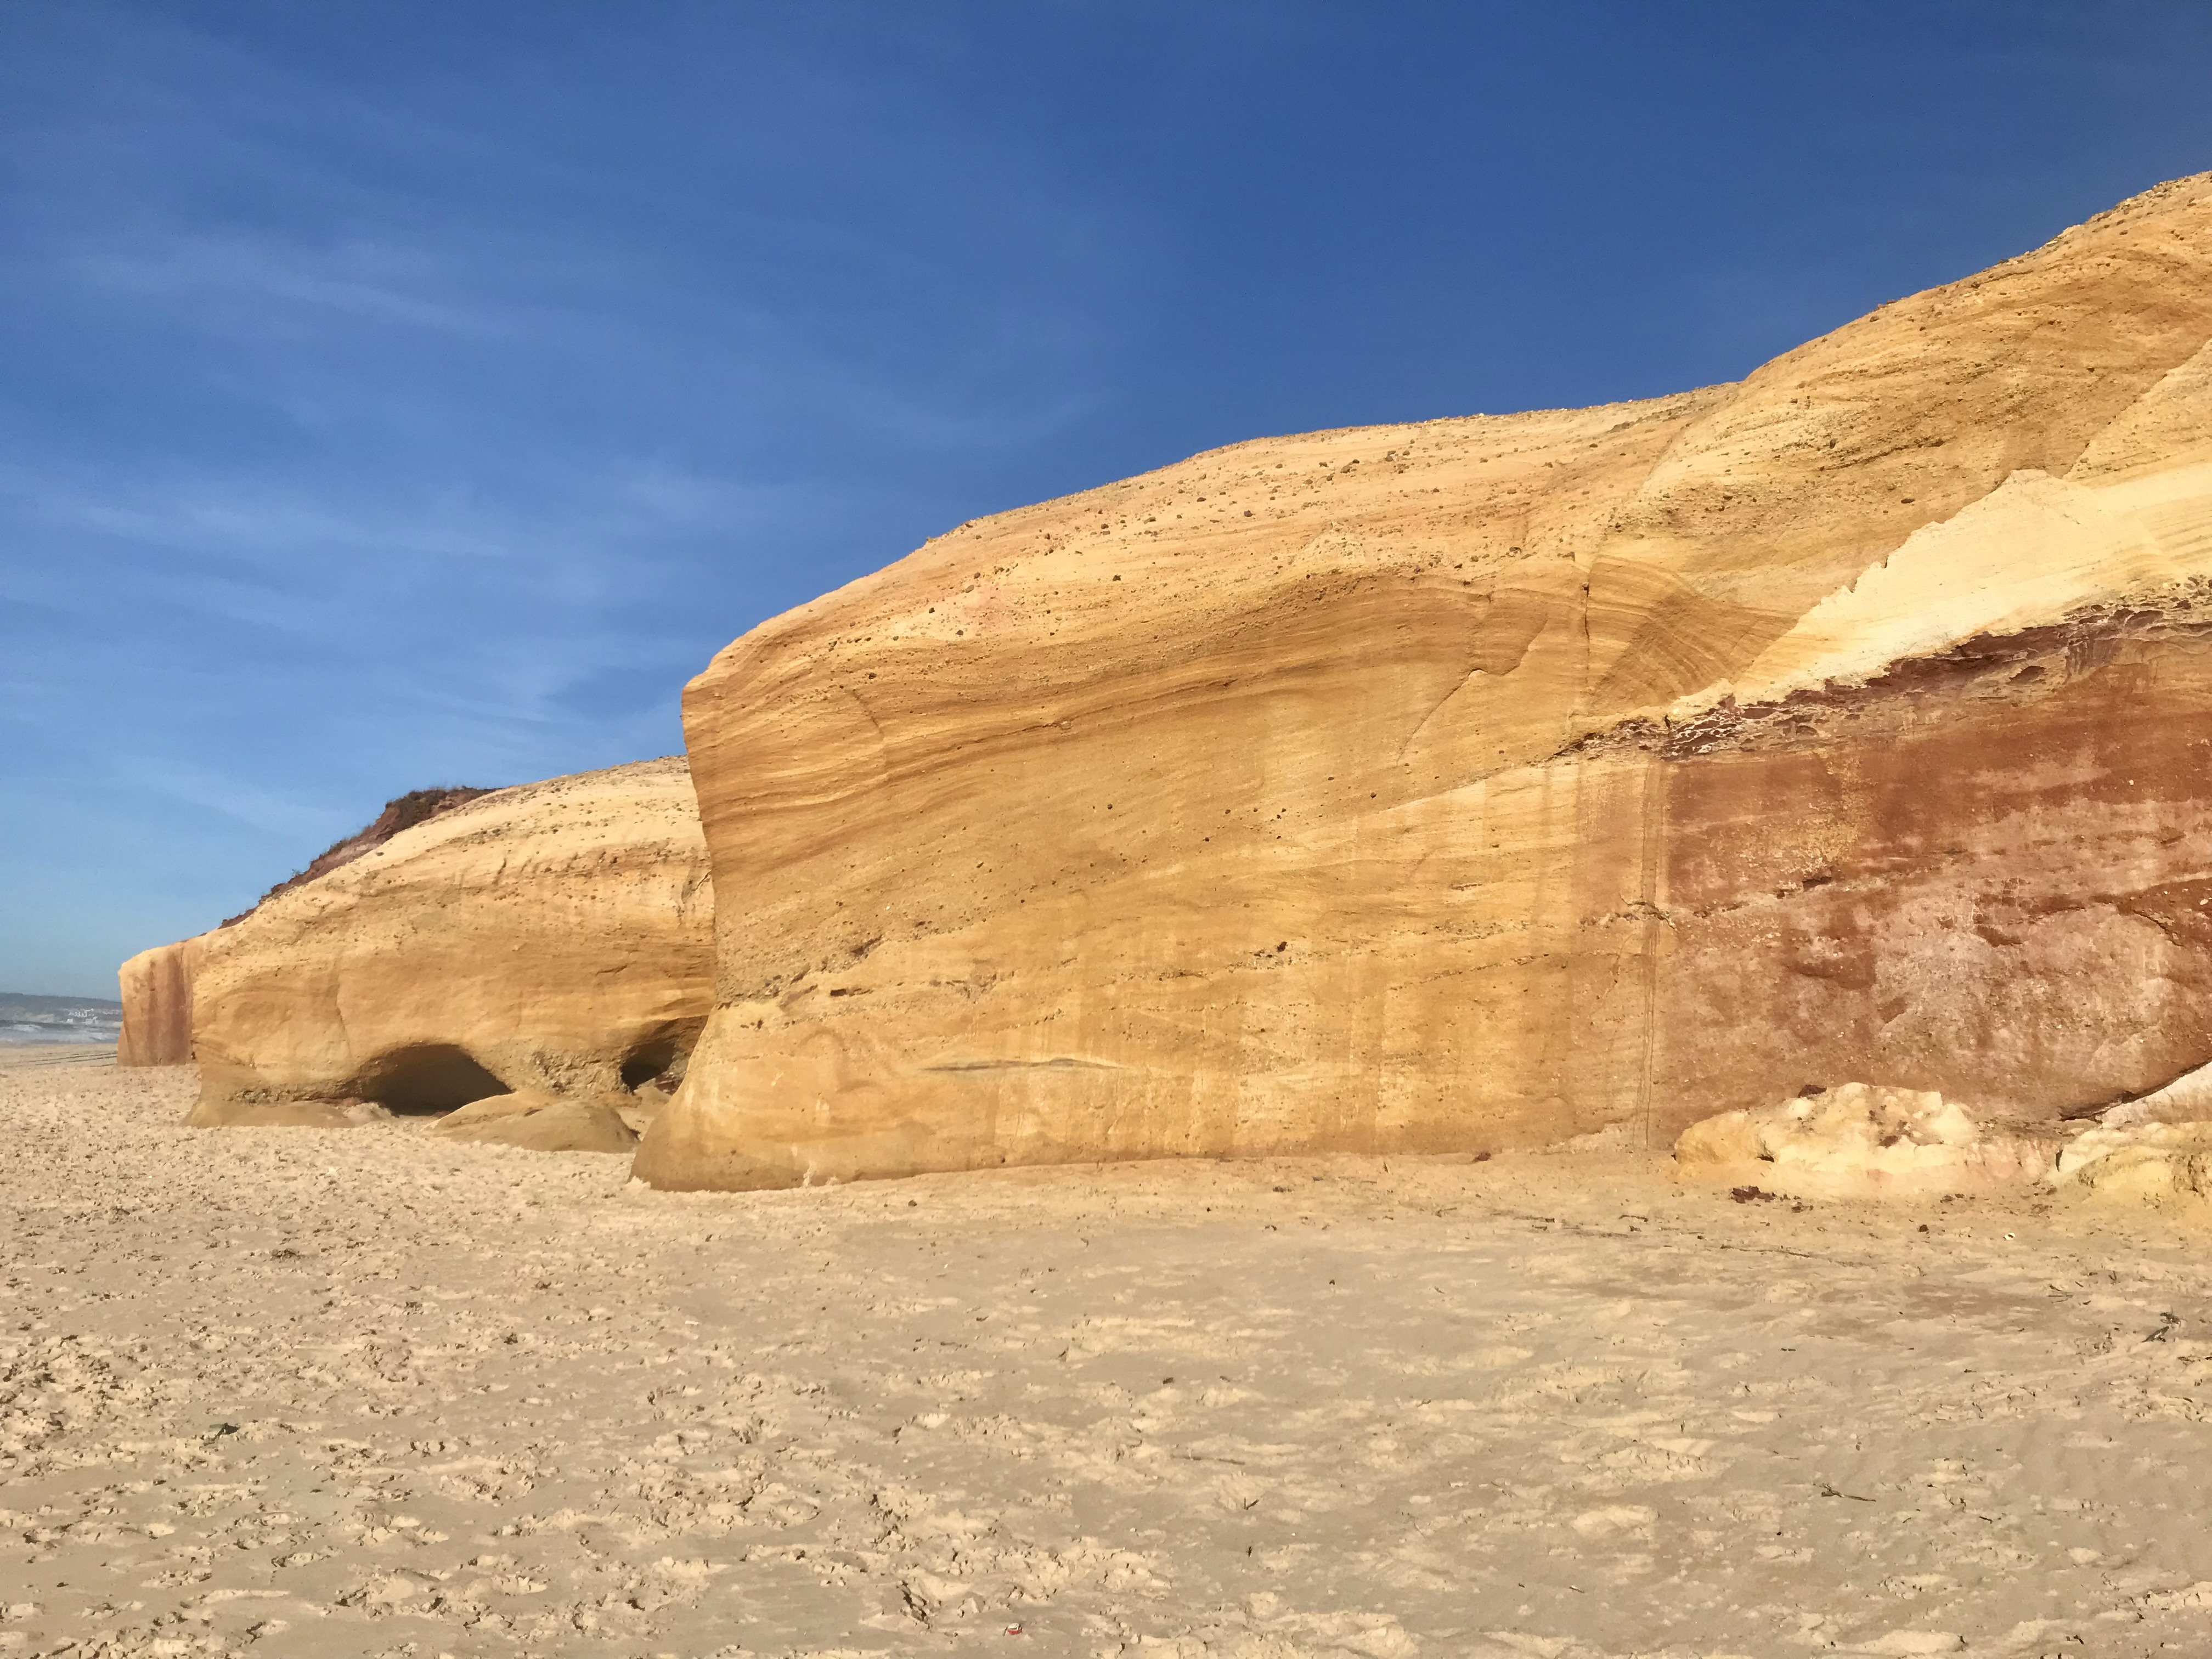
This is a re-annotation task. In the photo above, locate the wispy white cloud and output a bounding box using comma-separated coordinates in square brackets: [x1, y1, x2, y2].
[72, 232, 531, 340]
[121, 754, 356, 843]
[0, 464, 522, 577]
[0, 457, 830, 577]
[0, 451, 843, 755]
[0, 1, 1150, 988]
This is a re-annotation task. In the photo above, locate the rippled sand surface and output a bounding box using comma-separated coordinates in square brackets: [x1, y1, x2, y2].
[5, 1054, 2212, 1657]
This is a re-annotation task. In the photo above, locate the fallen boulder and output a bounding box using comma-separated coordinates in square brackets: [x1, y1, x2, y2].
[2052, 1120, 2212, 1209]
[427, 1089, 638, 1154]
[190, 1097, 391, 1130]
[2096, 1058, 2212, 1128]
[1674, 1083, 2057, 1199]
[612, 1084, 674, 1137]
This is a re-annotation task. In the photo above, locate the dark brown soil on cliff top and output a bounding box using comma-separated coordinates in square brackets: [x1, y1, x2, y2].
[220, 786, 494, 926]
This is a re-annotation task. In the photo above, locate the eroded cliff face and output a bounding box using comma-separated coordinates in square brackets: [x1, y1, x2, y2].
[1631, 596, 2212, 1121]
[189, 758, 714, 1126]
[641, 173, 2212, 1190]
[122, 788, 495, 1069]
[118, 937, 202, 1066]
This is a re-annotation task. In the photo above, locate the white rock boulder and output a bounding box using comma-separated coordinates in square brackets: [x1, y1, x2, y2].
[2052, 1120, 2212, 1207]
[1675, 1082, 2056, 1198]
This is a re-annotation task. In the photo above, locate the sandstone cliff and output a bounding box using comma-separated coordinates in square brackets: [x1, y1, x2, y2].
[641, 173, 2212, 1191]
[120, 788, 492, 1068]
[221, 785, 493, 925]
[117, 937, 201, 1066]
[189, 758, 714, 1126]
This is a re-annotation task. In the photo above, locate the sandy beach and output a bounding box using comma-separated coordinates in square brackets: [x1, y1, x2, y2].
[5, 1052, 2212, 1658]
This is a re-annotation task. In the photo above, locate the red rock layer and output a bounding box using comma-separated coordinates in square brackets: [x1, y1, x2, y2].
[1643, 599, 2212, 1124]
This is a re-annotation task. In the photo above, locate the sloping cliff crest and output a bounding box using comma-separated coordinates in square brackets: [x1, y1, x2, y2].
[180, 757, 714, 1127]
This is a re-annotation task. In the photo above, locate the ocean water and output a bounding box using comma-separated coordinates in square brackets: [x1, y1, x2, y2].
[0, 1022, 122, 1045]
[0, 997, 125, 1046]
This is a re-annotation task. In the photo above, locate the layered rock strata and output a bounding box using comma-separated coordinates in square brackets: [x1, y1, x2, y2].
[642, 173, 2212, 1191]
[221, 785, 493, 925]
[187, 758, 714, 1128]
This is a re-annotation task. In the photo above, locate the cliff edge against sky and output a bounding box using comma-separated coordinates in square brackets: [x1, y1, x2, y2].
[183, 758, 713, 1126]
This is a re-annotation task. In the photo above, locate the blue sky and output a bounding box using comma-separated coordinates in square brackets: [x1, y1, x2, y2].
[3, 1, 2207, 996]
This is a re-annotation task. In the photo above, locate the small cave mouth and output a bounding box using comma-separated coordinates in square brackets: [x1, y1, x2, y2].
[619, 1022, 703, 1092]
[621, 1040, 681, 1092]
[351, 1044, 509, 1115]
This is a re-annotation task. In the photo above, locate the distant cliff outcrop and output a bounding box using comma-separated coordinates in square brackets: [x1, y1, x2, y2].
[117, 759, 714, 1125]
[189, 758, 713, 1125]
[123, 787, 503, 1070]
[117, 943, 198, 1065]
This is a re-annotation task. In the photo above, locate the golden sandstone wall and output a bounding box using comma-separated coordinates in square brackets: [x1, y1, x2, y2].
[117, 937, 201, 1066]
[637, 173, 2212, 1190]
[186, 759, 714, 1126]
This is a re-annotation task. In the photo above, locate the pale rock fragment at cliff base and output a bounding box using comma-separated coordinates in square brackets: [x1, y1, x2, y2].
[1674, 1083, 2056, 1199]
[2051, 1120, 2212, 1209]
[188, 1097, 391, 1131]
[428, 1089, 639, 1155]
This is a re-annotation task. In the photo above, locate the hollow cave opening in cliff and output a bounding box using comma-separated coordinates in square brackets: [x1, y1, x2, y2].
[620, 1037, 682, 1092]
[352, 1044, 509, 1115]
[619, 1020, 704, 1092]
